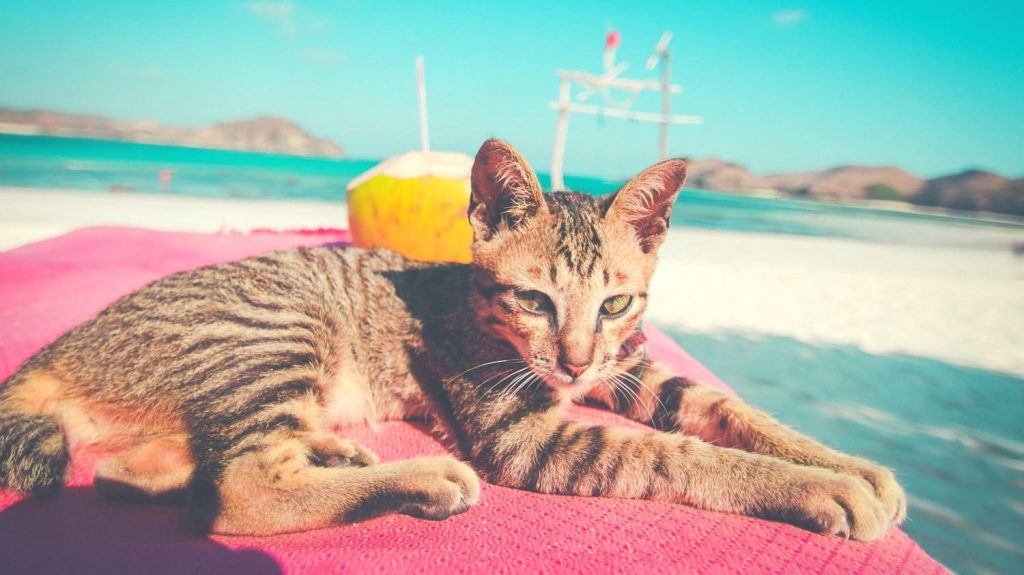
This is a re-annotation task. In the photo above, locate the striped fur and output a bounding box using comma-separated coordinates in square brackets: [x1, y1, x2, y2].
[0, 139, 904, 539]
[0, 402, 69, 494]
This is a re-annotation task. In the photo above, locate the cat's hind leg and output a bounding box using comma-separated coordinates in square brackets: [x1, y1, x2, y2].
[0, 369, 72, 495]
[93, 434, 194, 503]
[188, 432, 480, 535]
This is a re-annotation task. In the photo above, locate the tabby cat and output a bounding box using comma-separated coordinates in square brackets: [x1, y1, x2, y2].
[0, 139, 905, 539]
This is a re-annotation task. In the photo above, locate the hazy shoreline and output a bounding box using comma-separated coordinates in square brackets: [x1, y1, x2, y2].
[3, 186, 1022, 377]
[771, 193, 1024, 227]
[0, 110, 343, 157]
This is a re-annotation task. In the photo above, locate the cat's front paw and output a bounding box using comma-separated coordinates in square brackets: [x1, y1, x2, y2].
[841, 458, 906, 525]
[775, 468, 891, 541]
[307, 435, 379, 468]
[398, 456, 481, 520]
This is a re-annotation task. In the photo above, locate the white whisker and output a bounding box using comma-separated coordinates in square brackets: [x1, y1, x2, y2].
[492, 367, 536, 406]
[469, 365, 533, 411]
[613, 367, 670, 424]
[444, 358, 526, 384]
[607, 371, 656, 424]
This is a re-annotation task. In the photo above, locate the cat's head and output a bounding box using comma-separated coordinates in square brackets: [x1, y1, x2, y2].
[468, 139, 686, 400]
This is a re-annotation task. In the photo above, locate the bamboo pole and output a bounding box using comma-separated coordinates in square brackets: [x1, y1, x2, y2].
[416, 56, 430, 153]
[550, 78, 571, 191]
[658, 49, 671, 161]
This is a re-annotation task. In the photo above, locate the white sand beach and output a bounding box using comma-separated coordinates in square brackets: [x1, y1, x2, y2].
[3, 187, 1023, 377]
[0, 187, 346, 250]
[649, 230, 1024, 376]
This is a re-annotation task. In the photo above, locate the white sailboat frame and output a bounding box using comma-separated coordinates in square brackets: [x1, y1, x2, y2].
[548, 33, 703, 190]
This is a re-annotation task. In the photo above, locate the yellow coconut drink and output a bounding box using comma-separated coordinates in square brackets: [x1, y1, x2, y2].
[346, 150, 473, 263]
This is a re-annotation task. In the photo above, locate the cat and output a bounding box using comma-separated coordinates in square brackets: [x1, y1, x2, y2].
[0, 139, 905, 539]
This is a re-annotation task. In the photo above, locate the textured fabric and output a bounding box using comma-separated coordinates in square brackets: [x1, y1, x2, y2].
[0, 227, 946, 574]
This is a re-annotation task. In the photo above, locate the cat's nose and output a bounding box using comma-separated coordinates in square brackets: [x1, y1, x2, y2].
[559, 359, 591, 379]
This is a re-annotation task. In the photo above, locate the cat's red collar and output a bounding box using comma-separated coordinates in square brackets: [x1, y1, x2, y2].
[618, 329, 648, 382]
[619, 329, 647, 358]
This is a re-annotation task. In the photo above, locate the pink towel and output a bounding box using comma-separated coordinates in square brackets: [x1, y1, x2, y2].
[0, 227, 944, 574]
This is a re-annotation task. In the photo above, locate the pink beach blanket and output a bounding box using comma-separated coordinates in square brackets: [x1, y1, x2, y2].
[0, 227, 944, 574]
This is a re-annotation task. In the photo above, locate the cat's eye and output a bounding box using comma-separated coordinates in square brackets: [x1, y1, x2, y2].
[601, 295, 633, 316]
[515, 290, 553, 314]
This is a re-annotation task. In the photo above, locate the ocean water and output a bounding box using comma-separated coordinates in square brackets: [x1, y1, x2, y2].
[0, 134, 377, 202]
[3, 134, 1023, 251]
[3, 134, 1024, 573]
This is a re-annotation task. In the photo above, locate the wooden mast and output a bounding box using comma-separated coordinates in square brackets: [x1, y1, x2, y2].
[549, 31, 701, 190]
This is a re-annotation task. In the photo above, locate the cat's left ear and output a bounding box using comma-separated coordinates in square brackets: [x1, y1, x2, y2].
[604, 159, 687, 253]
[469, 139, 547, 241]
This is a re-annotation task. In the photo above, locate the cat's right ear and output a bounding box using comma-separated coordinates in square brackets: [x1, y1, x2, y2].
[469, 139, 547, 241]
[604, 159, 687, 253]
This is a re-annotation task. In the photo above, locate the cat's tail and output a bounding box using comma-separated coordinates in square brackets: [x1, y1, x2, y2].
[0, 365, 71, 495]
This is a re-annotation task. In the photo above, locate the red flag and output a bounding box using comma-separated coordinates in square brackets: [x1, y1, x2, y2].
[605, 30, 621, 50]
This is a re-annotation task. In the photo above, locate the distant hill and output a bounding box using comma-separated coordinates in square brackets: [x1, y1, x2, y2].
[687, 158, 1022, 216]
[685, 159, 766, 193]
[0, 108, 343, 158]
[763, 166, 924, 200]
[910, 170, 1024, 215]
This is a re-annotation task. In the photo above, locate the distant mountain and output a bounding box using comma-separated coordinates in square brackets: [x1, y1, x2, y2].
[687, 158, 1022, 216]
[910, 170, 1024, 215]
[763, 166, 924, 200]
[686, 159, 766, 193]
[0, 108, 342, 158]
[688, 160, 923, 200]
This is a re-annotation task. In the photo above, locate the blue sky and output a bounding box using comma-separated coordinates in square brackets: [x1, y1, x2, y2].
[1, 1, 1022, 179]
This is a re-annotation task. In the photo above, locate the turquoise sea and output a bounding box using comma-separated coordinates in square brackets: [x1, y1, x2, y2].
[2, 134, 1023, 573]
[3, 134, 1022, 250]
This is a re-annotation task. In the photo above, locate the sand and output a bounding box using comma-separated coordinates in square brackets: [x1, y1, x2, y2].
[0, 187, 346, 250]
[3, 186, 1022, 377]
[649, 230, 1024, 376]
